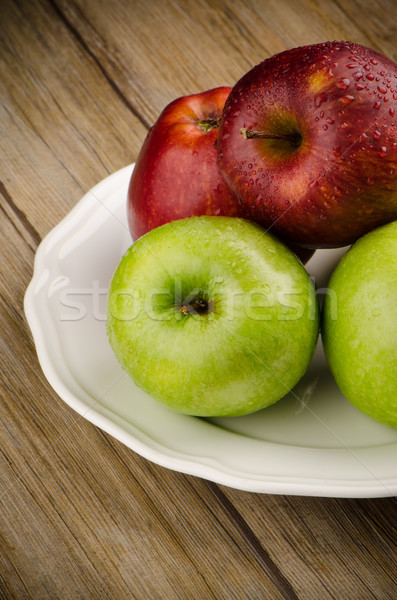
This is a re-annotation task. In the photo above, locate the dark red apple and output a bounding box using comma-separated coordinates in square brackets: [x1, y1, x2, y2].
[217, 41, 397, 248]
[128, 87, 245, 240]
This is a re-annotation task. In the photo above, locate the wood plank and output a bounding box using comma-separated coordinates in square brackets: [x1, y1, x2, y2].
[218, 486, 397, 599]
[53, 0, 392, 117]
[51, 0, 256, 120]
[332, 0, 397, 61]
[0, 0, 147, 238]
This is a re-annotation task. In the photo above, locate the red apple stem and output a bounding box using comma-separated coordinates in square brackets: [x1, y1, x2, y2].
[197, 118, 219, 133]
[240, 128, 302, 145]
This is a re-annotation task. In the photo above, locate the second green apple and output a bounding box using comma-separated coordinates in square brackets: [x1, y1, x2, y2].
[322, 221, 397, 428]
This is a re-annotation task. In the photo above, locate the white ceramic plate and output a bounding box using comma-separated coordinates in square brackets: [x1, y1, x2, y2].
[25, 165, 397, 497]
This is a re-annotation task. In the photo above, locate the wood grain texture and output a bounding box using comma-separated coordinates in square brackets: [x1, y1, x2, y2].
[1, 0, 396, 598]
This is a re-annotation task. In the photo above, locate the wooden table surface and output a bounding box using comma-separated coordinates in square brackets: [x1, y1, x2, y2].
[1, 0, 396, 598]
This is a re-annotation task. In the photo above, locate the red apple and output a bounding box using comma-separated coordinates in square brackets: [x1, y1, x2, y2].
[217, 41, 397, 248]
[127, 87, 245, 240]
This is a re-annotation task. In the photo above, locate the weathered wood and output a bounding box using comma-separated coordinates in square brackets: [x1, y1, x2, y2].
[1, 0, 396, 598]
[217, 487, 397, 599]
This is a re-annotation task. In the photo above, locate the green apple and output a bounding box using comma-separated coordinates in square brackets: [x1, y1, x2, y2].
[322, 221, 397, 428]
[107, 217, 319, 417]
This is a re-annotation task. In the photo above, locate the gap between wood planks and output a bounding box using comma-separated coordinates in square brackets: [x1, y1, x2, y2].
[205, 480, 301, 600]
[0, 182, 42, 250]
[47, 0, 151, 131]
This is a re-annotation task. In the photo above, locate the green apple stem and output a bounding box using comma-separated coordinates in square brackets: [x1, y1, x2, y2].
[197, 118, 219, 133]
[240, 127, 302, 147]
[180, 297, 214, 316]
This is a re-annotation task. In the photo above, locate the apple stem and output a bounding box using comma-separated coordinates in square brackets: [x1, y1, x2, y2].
[180, 297, 214, 316]
[197, 118, 219, 133]
[240, 128, 302, 146]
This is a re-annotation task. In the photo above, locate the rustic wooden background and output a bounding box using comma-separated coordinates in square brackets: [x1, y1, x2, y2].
[1, 0, 396, 598]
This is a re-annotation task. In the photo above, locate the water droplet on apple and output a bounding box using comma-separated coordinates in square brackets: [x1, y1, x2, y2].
[337, 78, 350, 89]
[323, 124, 328, 131]
[379, 147, 387, 157]
[373, 101, 381, 109]
[136, 321, 143, 329]
[370, 58, 379, 65]
[373, 130, 381, 140]
[355, 83, 365, 90]
[367, 176, 374, 185]
[326, 117, 335, 124]
[338, 95, 355, 104]
[340, 122, 349, 129]
[353, 71, 363, 80]
[366, 73, 374, 80]
[314, 92, 327, 107]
